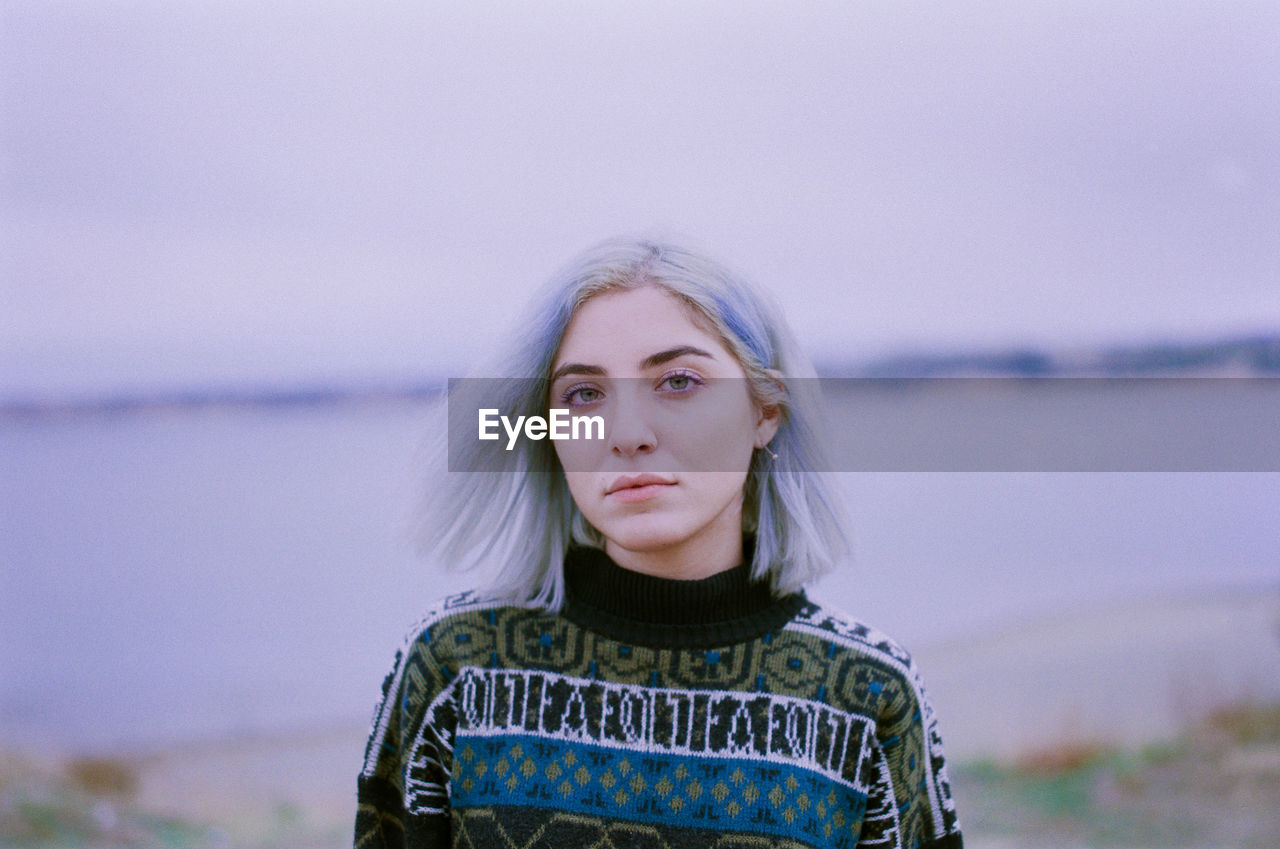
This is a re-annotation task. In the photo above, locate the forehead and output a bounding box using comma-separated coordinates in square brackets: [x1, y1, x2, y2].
[554, 285, 731, 364]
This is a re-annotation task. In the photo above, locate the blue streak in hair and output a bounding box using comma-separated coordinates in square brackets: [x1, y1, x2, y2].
[717, 294, 770, 365]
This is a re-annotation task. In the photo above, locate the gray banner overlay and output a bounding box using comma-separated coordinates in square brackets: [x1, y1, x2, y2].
[447, 378, 1280, 472]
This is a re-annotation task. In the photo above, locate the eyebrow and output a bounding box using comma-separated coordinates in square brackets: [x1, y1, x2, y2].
[549, 345, 716, 384]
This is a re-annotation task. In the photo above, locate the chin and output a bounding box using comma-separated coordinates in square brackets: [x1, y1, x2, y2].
[594, 514, 698, 552]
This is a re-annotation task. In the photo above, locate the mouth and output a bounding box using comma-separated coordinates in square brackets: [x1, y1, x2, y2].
[605, 474, 677, 502]
[607, 482, 675, 503]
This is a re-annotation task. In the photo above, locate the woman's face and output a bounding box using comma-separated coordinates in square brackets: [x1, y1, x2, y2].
[549, 285, 779, 561]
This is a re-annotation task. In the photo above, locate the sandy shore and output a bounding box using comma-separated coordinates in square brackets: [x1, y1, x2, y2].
[918, 585, 1280, 762]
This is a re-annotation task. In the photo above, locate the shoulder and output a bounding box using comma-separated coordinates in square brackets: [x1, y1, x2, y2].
[782, 598, 938, 715]
[784, 597, 918, 671]
[366, 590, 539, 740]
[387, 589, 546, 672]
[396, 589, 512, 642]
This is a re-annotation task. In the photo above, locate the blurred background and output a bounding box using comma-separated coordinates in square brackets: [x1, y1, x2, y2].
[3, 2, 1278, 847]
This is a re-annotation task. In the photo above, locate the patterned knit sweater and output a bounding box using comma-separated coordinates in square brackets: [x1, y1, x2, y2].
[355, 542, 963, 849]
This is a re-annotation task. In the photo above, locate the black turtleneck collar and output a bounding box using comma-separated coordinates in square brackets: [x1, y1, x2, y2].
[561, 535, 808, 649]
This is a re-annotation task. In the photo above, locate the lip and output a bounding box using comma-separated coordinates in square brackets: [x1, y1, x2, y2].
[608, 483, 675, 503]
[605, 473, 677, 498]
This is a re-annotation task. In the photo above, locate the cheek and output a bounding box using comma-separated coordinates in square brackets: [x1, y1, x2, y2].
[561, 470, 597, 511]
[553, 427, 609, 473]
[661, 402, 758, 472]
[684, 472, 750, 511]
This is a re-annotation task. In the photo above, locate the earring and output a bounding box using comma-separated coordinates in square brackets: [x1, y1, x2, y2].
[761, 444, 779, 461]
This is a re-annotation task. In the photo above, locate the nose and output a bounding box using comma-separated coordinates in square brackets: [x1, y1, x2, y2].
[607, 386, 658, 458]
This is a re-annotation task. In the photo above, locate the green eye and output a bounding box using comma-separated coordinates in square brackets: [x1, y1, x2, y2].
[561, 384, 602, 407]
[659, 370, 703, 394]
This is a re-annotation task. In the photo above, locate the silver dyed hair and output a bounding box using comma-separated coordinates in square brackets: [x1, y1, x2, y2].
[417, 237, 851, 610]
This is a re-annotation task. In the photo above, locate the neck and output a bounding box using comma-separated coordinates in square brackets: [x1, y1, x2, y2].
[561, 533, 809, 649]
[603, 503, 744, 580]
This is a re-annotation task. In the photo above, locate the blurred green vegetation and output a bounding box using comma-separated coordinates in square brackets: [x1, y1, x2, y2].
[0, 749, 347, 849]
[952, 702, 1280, 848]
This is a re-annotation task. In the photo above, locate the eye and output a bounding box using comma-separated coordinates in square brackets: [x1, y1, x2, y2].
[657, 369, 703, 395]
[560, 383, 604, 407]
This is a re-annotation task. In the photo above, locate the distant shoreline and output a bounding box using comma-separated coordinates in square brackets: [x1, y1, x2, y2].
[5, 332, 1279, 419]
[0, 381, 446, 420]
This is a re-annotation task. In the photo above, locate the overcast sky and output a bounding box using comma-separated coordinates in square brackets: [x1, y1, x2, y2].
[3, 1, 1278, 398]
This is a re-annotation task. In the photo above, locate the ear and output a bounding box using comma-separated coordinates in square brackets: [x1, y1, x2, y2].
[754, 401, 781, 447]
[753, 369, 784, 447]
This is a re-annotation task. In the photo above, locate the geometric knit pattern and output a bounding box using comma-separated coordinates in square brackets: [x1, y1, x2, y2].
[356, 591, 962, 849]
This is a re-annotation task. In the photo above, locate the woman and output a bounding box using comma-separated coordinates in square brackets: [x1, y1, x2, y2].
[355, 239, 963, 849]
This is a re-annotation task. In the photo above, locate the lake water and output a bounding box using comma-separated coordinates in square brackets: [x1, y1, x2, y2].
[3, 391, 1277, 751]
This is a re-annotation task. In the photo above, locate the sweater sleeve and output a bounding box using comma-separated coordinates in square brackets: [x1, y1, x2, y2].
[354, 630, 455, 849]
[858, 656, 963, 849]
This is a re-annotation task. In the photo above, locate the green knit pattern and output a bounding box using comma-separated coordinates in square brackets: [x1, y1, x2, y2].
[356, 591, 960, 849]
